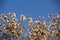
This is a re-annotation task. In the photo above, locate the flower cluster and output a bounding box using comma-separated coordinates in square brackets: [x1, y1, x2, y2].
[0, 12, 60, 40]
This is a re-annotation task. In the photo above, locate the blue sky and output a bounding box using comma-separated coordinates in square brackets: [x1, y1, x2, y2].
[0, 0, 60, 19]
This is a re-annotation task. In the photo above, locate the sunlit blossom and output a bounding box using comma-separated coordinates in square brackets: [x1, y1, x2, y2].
[0, 12, 60, 40]
[20, 15, 26, 21]
[8, 12, 16, 17]
[11, 18, 16, 23]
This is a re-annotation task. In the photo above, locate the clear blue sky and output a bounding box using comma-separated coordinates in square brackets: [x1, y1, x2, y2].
[0, 0, 60, 18]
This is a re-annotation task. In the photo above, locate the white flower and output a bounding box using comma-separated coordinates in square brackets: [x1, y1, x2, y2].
[6, 18, 10, 22]
[28, 17, 32, 22]
[42, 21, 46, 26]
[12, 13, 16, 17]
[27, 17, 33, 25]
[47, 27, 50, 31]
[11, 18, 16, 23]
[56, 14, 60, 18]
[20, 15, 26, 21]
[34, 20, 40, 23]
[8, 12, 16, 17]
[1, 14, 5, 18]
[12, 23, 17, 28]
